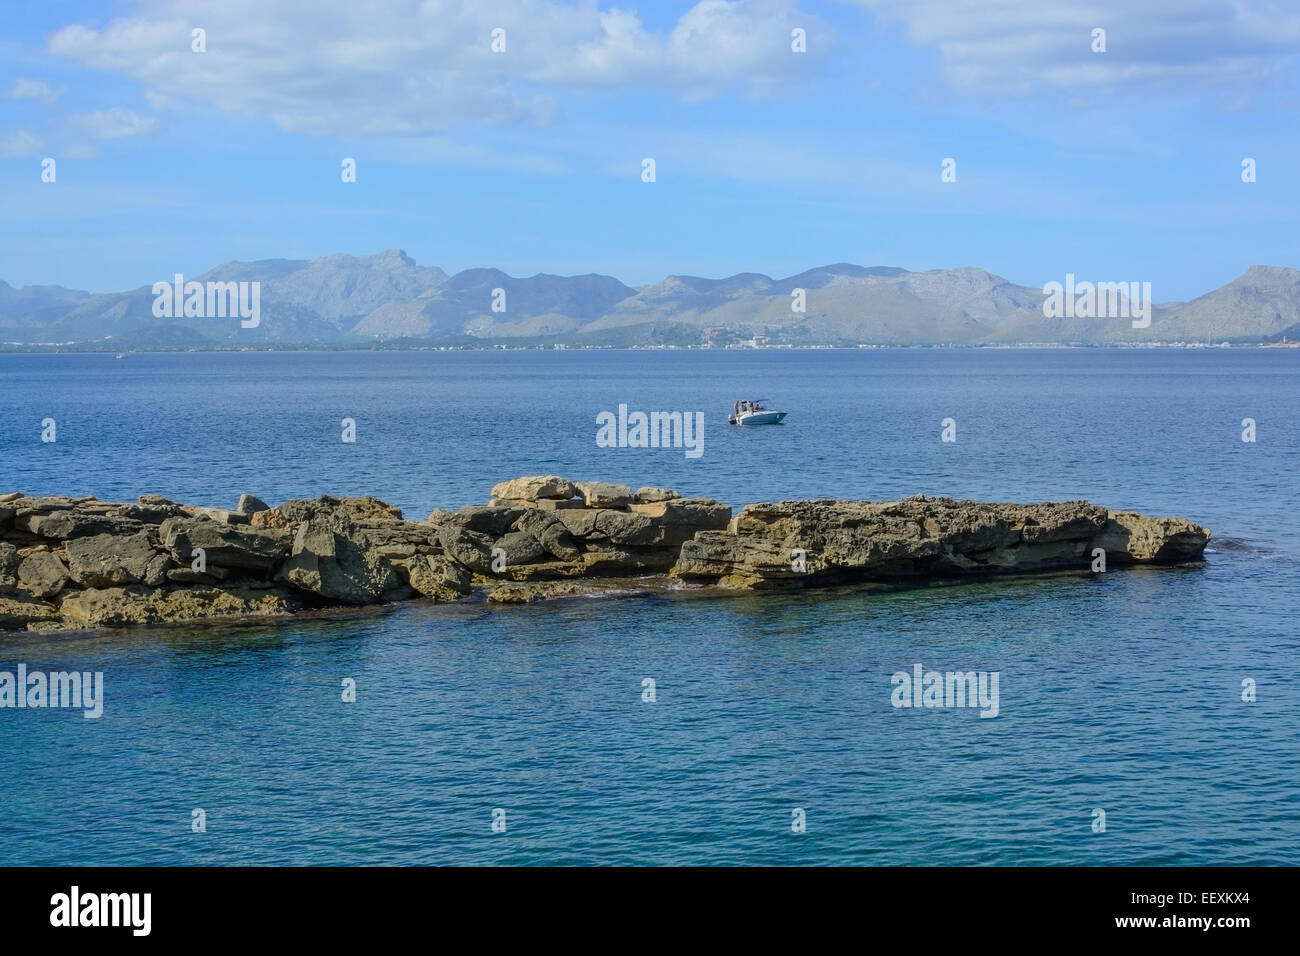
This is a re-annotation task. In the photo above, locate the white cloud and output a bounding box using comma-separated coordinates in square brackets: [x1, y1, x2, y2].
[47, 0, 829, 135]
[10, 77, 63, 104]
[0, 129, 44, 156]
[68, 107, 159, 139]
[855, 0, 1300, 94]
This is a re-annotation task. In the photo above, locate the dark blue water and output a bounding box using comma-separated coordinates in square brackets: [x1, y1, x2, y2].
[1, 349, 1297, 864]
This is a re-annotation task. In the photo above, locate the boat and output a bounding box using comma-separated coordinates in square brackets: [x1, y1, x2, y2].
[729, 398, 787, 425]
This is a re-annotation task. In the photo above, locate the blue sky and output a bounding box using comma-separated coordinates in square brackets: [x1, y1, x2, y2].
[2, 0, 1299, 299]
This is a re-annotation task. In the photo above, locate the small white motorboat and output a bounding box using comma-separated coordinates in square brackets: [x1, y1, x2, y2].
[729, 398, 787, 426]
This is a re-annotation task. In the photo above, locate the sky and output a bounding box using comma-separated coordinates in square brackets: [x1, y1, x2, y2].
[1, 0, 1299, 300]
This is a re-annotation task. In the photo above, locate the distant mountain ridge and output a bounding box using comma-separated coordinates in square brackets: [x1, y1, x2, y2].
[3, 251, 1297, 348]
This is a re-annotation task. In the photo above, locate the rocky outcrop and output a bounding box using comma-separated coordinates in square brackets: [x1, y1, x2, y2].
[0, 480, 1209, 632]
[275, 513, 404, 604]
[424, 479, 732, 586]
[576, 481, 633, 507]
[17, 550, 70, 598]
[489, 476, 576, 502]
[1090, 511, 1211, 563]
[672, 496, 1210, 589]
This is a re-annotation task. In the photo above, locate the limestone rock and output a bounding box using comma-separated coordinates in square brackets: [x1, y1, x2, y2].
[672, 497, 1208, 589]
[58, 586, 160, 627]
[17, 550, 70, 598]
[236, 493, 271, 515]
[275, 513, 400, 605]
[1091, 511, 1212, 563]
[493, 531, 547, 566]
[581, 548, 678, 574]
[401, 554, 472, 601]
[0, 594, 59, 628]
[14, 509, 143, 540]
[554, 509, 599, 538]
[489, 559, 588, 581]
[160, 517, 292, 575]
[594, 509, 659, 546]
[0, 542, 17, 589]
[64, 531, 167, 588]
[114, 502, 185, 523]
[184, 506, 250, 525]
[634, 486, 680, 502]
[0, 481, 1211, 631]
[529, 498, 584, 511]
[428, 504, 525, 536]
[625, 497, 732, 545]
[576, 481, 633, 508]
[58, 585, 299, 629]
[489, 476, 576, 502]
[251, 495, 403, 529]
[437, 524, 494, 573]
[514, 510, 583, 561]
[166, 567, 228, 585]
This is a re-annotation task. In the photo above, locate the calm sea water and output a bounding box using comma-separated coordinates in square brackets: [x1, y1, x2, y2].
[1, 348, 1297, 865]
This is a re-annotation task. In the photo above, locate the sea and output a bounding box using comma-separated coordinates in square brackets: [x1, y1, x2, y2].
[1, 348, 1297, 865]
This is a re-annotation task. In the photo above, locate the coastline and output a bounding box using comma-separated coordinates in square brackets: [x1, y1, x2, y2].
[1, 341, 1288, 354]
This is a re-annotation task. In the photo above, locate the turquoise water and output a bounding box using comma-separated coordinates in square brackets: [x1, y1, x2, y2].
[1, 349, 1297, 864]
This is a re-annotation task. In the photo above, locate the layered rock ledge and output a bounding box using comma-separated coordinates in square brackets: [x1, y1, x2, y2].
[0, 479, 1210, 633]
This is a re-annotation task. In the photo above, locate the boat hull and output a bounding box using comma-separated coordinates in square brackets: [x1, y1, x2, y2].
[734, 411, 787, 425]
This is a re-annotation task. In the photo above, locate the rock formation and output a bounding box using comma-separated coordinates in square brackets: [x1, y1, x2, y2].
[672, 496, 1209, 589]
[0, 481, 1210, 633]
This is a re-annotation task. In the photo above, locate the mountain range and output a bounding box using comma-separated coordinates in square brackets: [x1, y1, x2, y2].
[3, 250, 1299, 348]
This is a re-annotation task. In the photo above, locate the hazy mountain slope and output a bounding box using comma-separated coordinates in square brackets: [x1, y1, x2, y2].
[351, 268, 636, 339]
[591, 266, 1047, 344]
[1, 254, 1295, 347]
[200, 249, 449, 324]
[1150, 265, 1300, 341]
[0, 280, 91, 317]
